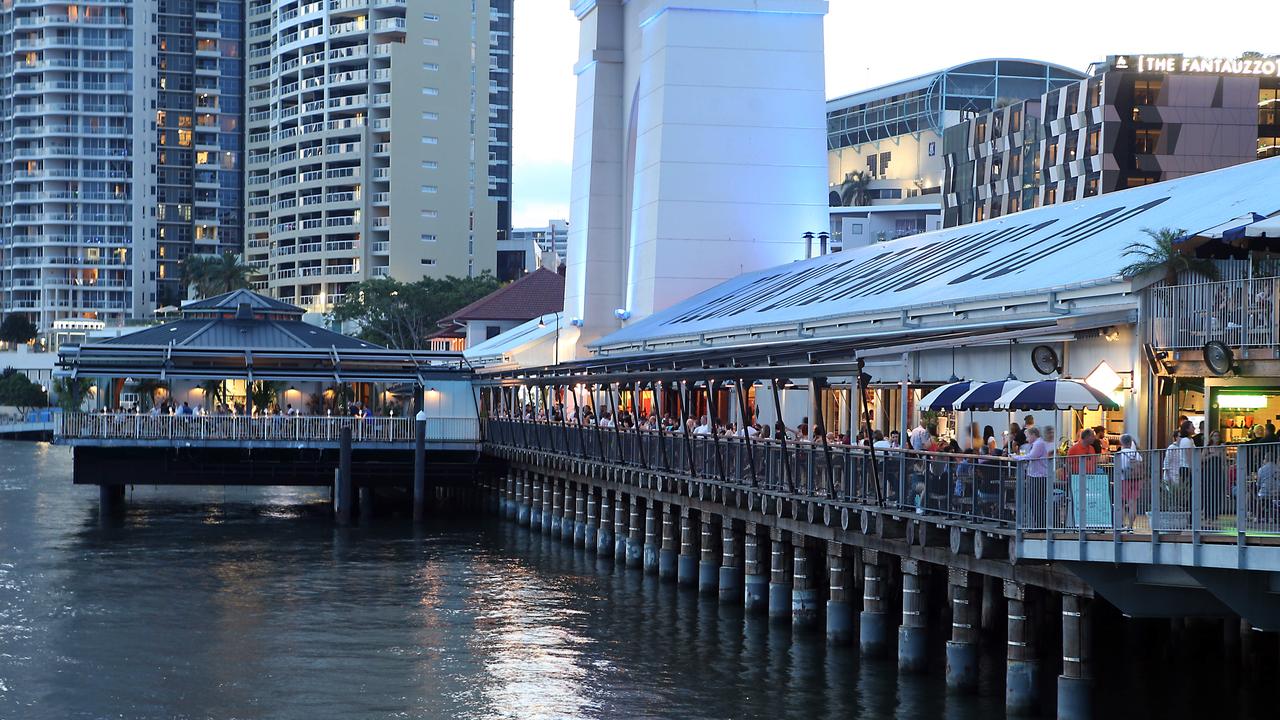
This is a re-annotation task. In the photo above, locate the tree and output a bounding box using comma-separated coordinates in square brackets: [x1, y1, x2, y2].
[0, 369, 47, 415]
[134, 379, 169, 411]
[181, 252, 252, 299]
[329, 273, 502, 349]
[0, 314, 38, 345]
[248, 381, 283, 413]
[837, 170, 871, 207]
[52, 377, 91, 413]
[1119, 227, 1220, 286]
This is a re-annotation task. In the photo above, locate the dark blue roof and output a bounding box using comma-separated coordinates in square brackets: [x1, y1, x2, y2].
[101, 318, 382, 350]
[181, 289, 303, 316]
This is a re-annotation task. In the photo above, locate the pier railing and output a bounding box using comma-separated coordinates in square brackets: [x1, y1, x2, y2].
[58, 412, 481, 444]
[1147, 275, 1280, 350]
[484, 419, 1280, 542]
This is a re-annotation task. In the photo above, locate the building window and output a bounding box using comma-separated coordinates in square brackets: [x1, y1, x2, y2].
[1046, 140, 1058, 167]
[1135, 128, 1160, 154]
[850, 223, 863, 234]
[990, 157, 1002, 181]
[423, 62, 439, 71]
[422, 87, 439, 96]
[1258, 136, 1280, 159]
[1065, 131, 1079, 163]
[422, 38, 439, 46]
[975, 119, 987, 144]
[422, 136, 438, 144]
[1008, 151, 1021, 178]
[1133, 79, 1161, 106]
[1086, 128, 1100, 156]
[424, 13, 439, 21]
[421, 185, 437, 193]
[485, 325, 501, 340]
[1008, 193, 1021, 214]
[1045, 184, 1057, 205]
[1087, 79, 1101, 109]
[975, 205, 985, 222]
[420, 258, 437, 266]
[1010, 107, 1022, 133]
[421, 233, 437, 242]
[1084, 174, 1100, 198]
[1064, 180, 1078, 203]
[1260, 87, 1280, 126]
[421, 210, 438, 219]
[422, 160, 438, 169]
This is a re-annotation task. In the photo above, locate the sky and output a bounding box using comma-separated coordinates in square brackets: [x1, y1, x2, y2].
[510, 0, 1275, 228]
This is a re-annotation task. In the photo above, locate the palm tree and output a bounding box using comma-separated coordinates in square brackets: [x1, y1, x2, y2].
[51, 377, 91, 412]
[181, 252, 251, 298]
[1119, 227, 1220, 286]
[134, 379, 169, 411]
[206, 252, 253, 295]
[838, 171, 871, 207]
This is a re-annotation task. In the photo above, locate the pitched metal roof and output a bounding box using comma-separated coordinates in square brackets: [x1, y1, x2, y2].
[437, 267, 565, 328]
[180, 289, 303, 315]
[99, 318, 379, 350]
[593, 156, 1280, 355]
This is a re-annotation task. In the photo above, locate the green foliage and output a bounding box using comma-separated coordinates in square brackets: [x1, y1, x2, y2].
[133, 379, 169, 411]
[199, 380, 228, 408]
[0, 369, 47, 414]
[0, 314, 38, 344]
[181, 252, 253, 299]
[329, 273, 502, 349]
[248, 381, 283, 412]
[1120, 227, 1220, 285]
[837, 170, 871, 208]
[52, 377, 91, 413]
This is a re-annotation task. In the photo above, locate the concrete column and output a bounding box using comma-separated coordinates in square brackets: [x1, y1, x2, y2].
[642, 501, 660, 574]
[503, 474, 516, 519]
[860, 549, 889, 657]
[791, 538, 820, 630]
[1005, 581, 1039, 715]
[563, 482, 576, 546]
[626, 496, 644, 569]
[743, 521, 768, 613]
[898, 558, 928, 672]
[719, 521, 744, 605]
[614, 492, 629, 564]
[515, 474, 530, 526]
[530, 475, 544, 531]
[946, 568, 980, 693]
[826, 543, 853, 645]
[540, 477, 554, 534]
[677, 510, 699, 585]
[99, 483, 125, 514]
[659, 502, 678, 581]
[596, 490, 614, 557]
[1058, 594, 1093, 720]
[335, 427, 353, 526]
[412, 417, 426, 522]
[768, 528, 792, 622]
[573, 484, 587, 548]
[550, 478, 564, 539]
[584, 486, 599, 551]
[698, 516, 721, 596]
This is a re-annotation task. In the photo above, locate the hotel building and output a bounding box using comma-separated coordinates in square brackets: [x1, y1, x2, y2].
[825, 59, 1084, 247]
[943, 54, 1280, 227]
[243, 0, 509, 311]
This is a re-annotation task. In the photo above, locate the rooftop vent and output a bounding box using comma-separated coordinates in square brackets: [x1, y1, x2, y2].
[236, 302, 253, 320]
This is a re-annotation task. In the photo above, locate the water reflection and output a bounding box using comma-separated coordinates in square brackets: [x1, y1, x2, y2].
[0, 441, 1270, 719]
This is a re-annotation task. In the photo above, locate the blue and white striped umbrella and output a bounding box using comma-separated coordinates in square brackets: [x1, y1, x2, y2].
[917, 381, 982, 411]
[951, 380, 1026, 411]
[992, 380, 1120, 411]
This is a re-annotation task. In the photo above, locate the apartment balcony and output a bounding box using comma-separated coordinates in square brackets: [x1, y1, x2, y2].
[1147, 276, 1280, 352]
[371, 241, 389, 254]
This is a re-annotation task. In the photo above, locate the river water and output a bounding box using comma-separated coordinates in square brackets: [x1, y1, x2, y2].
[0, 441, 1268, 719]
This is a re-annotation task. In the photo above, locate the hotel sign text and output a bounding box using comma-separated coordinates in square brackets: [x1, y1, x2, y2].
[1114, 54, 1280, 77]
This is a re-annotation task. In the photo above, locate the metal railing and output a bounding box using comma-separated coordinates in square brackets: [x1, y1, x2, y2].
[485, 418, 1018, 526]
[485, 419, 1280, 540]
[57, 413, 480, 444]
[1148, 276, 1280, 350]
[1019, 442, 1280, 537]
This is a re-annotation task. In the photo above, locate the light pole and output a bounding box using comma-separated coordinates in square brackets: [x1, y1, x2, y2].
[538, 311, 561, 365]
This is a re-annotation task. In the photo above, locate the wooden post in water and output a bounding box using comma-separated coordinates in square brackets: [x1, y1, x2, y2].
[336, 426, 353, 525]
[413, 415, 426, 522]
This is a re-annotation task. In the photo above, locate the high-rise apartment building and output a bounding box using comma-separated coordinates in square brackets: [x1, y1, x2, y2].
[1, 1, 158, 330]
[155, 0, 246, 307]
[244, 0, 506, 312]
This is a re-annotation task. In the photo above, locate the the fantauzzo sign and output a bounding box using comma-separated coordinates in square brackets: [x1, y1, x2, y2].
[1115, 54, 1280, 77]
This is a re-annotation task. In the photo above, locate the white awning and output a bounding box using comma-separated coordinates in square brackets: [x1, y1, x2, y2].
[1246, 216, 1280, 238]
[465, 314, 576, 369]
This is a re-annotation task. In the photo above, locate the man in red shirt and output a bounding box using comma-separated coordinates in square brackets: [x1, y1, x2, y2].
[1066, 428, 1099, 475]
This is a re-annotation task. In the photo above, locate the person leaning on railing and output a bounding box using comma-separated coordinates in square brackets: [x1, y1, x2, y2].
[1014, 426, 1051, 527]
[1115, 434, 1144, 531]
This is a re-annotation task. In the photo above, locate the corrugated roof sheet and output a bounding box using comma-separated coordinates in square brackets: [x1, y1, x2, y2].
[102, 318, 380, 350]
[594, 157, 1280, 352]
